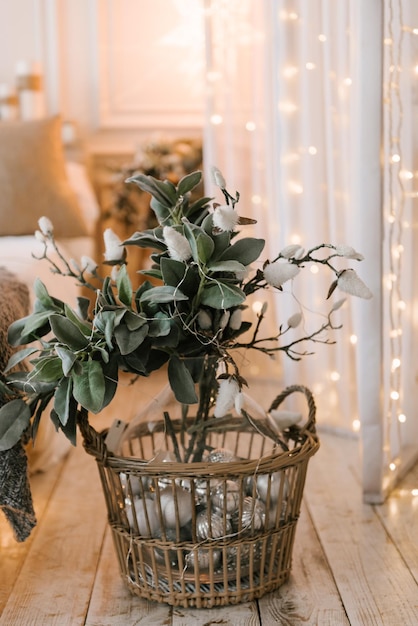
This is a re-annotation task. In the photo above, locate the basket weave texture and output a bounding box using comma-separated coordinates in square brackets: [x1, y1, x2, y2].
[78, 384, 319, 608]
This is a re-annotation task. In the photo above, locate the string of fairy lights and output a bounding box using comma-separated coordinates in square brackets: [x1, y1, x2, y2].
[383, 0, 412, 477]
[204, 1, 417, 492]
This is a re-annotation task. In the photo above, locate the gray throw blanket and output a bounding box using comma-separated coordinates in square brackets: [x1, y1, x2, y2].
[0, 267, 37, 541]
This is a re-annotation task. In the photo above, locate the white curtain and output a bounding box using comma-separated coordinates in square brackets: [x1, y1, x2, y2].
[203, 0, 418, 500]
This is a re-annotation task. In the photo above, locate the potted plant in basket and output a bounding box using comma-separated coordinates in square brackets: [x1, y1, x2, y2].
[0, 167, 371, 607]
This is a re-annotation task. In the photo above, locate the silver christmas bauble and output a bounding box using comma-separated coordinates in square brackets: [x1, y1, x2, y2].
[233, 496, 265, 532]
[159, 486, 193, 528]
[211, 480, 241, 514]
[194, 478, 222, 504]
[184, 548, 221, 572]
[125, 497, 160, 537]
[204, 448, 238, 463]
[225, 543, 251, 569]
[195, 509, 232, 541]
[255, 471, 289, 504]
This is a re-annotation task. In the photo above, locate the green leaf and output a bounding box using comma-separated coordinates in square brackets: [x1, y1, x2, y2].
[64, 304, 93, 336]
[114, 323, 148, 355]
[200, 282, 246, 309]
[7, 371, 56, 395]
[71, 360, 105, 413]
[126, 173, 177, 206]
[30, 357, 63, 382]
[150, 198, 172, 224]
[168, 356, 198, 404]
[183, 221, 215, 264]
[55, 346, 77, 376]
[50, 407, 77, 446]
[160, 258, 199, 297]
[0, 399, 31, 451]
[139, 285, 188, 304]
[54, 376, 73, 426]
[116, 264, 133, 306]
[207, 260, 246, 274]
[124, 227, 166, 251]
[5, 347, 39, 372]
[76, 296, 91, 320]
[218, 237, 265, 266]
[101, 357, 119, 409]
[49, 314, 90, 350]
[94, 310, 117, 350]
[102, 276, 117, 306]
[160, 257, 187, 287]
[183, 196, 212, 220]
[148, 312, 172, 337]
[177, 170, 202, 197]
[140, 268, 163, 280]
[33, 279, 57, 308]
[124, 310, 148, 331]
[8, 311, 52, 345]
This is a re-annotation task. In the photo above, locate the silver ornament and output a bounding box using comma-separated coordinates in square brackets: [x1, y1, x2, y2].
[194, 478, 221, 504]
[211, 480, 241, 514]
[195, 509, 232, 541]
[184, 548, 221, 572]
[204, 448, 238, 463]
[233, 496, 265, 533]
[125, 496, 160, 536]
[255, 471, 289, 504]
[225, 543, 252, 569]
[159, 486, 193, 528]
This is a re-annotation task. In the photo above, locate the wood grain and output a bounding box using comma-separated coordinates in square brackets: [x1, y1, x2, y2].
[1, 378, 418, 625]
[304, 433, 418, 626]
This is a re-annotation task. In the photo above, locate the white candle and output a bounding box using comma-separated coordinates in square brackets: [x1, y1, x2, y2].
[15, 60, 46, 120]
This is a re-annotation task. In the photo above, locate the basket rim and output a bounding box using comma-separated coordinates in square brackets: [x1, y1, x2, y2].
[78, 384, 319, 472]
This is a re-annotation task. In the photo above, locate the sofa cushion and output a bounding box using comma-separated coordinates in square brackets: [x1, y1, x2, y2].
[0, 116, 88, 238]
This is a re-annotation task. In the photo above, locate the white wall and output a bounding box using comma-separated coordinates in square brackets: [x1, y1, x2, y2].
[0, 0, 205, 154]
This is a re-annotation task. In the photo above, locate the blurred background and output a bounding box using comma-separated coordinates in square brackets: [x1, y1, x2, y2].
[1, 0, 417, 500]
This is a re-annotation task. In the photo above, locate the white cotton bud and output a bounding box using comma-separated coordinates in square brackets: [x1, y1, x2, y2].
[197, 309, 212, 330]
[111, 266, 120, 282]
[260, 302, 268, 316]
[263, 260, 300, 288]
[337, 269, 372, 299]
[219, 311, 230, 330]
[103, 228, 125, 262]
[214, 378, 240, 418]
[295, 247, 306, 260]
[213, 205, 239, 232]
[269, 409, 303, 430]
[279, 244, 304, 259]
[34, 229, 46, 242]
[163, 226, 192, 262]
[334, 245, 364, 261]
[330, 298, 347, 312]
[81, 255, 98, 274]
[287, 312, 302, 328]
[229, 308, 242, 330]
[38, 216, 54, 236]
[211, 166, 226, 189]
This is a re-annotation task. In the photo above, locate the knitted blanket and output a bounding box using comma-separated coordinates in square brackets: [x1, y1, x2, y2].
[0, 267, 37, 541]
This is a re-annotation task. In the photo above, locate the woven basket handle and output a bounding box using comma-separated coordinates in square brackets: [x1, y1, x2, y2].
[77, 407, 109, 461]
[267, 384, 317, 437]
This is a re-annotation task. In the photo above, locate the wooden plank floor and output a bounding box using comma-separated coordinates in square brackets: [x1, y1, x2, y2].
[1, 375, 417, 625]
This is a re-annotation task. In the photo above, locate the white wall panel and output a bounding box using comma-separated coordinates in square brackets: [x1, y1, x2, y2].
[0, 0, 205, 151]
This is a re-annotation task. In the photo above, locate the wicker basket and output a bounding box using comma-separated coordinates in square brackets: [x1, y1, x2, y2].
[78, 384, 319, 608]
